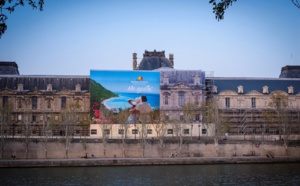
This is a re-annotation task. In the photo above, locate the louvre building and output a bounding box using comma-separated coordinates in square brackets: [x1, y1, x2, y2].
[1, 51, 300, 137]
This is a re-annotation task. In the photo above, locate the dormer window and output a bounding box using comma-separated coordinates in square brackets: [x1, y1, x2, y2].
[18, 84, 23, 91]
[263, 86, 269, 94]
[212, 85, 218, 93]
[193, 75, 200, 85]
[237, 85, 243, 94]
[47, 84, 52, 91]
[163, 75, 169, 85]
[288, 86, 294, 94]
[75, 84, 81, 91]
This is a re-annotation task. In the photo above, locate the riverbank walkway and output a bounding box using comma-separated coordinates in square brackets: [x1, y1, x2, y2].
[1, 156, 300, 168]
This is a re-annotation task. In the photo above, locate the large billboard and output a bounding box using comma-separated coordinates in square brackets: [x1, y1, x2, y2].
[90, 70, 160, 124]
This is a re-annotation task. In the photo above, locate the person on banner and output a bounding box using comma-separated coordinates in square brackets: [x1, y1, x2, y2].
[134, 95, 152, 123]
[127, 97, 141, 124]
[135, 95, 152, 114]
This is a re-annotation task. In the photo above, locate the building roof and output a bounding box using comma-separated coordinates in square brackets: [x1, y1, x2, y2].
[0, 61, 19, 75]
[137, 50, 173, 70]
[0, 75, 90, 90]
[209, 77, 300, 94]
[279, 65, 300, 78]
[160, 69, 205, 86]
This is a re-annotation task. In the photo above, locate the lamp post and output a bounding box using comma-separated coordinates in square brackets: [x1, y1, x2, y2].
[190, 124, 193, 140]
[198, 124, 201, 140]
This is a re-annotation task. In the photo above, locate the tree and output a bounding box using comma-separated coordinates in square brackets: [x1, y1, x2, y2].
[115, 108, 130, 158]
[22, 110, 31, 159]
[78, 112, 90, 158]
[209, 0, 237, 21]
[98, 105, 114, 158]
[137, 113, 151, 158]
[0, 97, 13, 159]
[268, 90, 290, 154]
[151, 109, 167, 157]
[0, 0, 44, 38]
[201, 98, 226, 156]
[41, 112, 51, 159]
[209, 0, 300, 21]
[60, 102, 81, 159]
[262, 108, 273, 140]
[181, 102, 200, 140]
[292, 0, 300, 9]
[169, 119, 183, 156]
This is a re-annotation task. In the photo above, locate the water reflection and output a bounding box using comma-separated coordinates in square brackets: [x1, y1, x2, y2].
[1, 163, 299, 185]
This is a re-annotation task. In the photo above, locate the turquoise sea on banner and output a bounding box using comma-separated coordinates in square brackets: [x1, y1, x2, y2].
[102, 92, 160, 110]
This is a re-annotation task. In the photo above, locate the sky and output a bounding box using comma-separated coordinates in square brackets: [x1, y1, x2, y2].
[0, 0, 299, 77]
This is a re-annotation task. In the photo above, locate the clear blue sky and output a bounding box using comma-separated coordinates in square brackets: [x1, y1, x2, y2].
[0, 0, 299, 77]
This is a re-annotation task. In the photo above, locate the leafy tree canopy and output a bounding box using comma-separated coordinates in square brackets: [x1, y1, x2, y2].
[209, 0, 300, 21]
[0, 0, 44, 38]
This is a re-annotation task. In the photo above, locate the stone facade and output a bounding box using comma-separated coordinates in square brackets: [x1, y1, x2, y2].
[160, 70, 205, 122]
[2, 140, 299, 159]
[0, 57, 299, 140]
[207, 77, 300, 135]
[0, 75, 90, 136]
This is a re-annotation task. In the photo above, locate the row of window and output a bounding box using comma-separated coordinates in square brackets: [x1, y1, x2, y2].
[164, 114, 200, 121]
[225, 97, 257, 108]
[225, 97, 285, 108]
[91, 128, 208, 135]
[163, 92, 201, 106]
[14, 114, 54, 122]
[2, 96, 68, 110]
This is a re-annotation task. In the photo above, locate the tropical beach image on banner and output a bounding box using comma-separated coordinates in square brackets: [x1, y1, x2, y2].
[90, 70, 160, 124]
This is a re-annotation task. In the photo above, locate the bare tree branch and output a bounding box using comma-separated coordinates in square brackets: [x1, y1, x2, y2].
[292, 0, 300, 9]
[0, 0, 44, 38]
[210, 0, 299, 21]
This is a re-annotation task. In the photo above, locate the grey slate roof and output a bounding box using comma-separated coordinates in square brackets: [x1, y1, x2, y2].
[209, 77, 300, 94]
[138, 57, 173, 70]
[279, 66, 300, 78]
[137, 50, 173, 70]
[0, 75, 90, 91]
[160, 70, 205, 86]
[0, 62, 19, 75]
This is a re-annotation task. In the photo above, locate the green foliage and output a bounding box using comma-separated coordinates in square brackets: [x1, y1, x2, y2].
[292, 0, 300, 9]
[181, 102, 200, 123]
[210, 0, 299, 21]
[268, 91, 288, 109]
[209, 0, 237, 21]
[0, 0, 44, 38]
[90, 79, 117, 105]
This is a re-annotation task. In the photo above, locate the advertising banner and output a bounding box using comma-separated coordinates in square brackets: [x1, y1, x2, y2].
[90, 70, 160, 124]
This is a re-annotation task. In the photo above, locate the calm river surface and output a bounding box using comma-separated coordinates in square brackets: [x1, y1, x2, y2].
[1, 163, 300, 186]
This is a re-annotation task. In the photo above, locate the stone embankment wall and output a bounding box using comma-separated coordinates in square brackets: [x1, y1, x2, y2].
[2, 139, 300, 159]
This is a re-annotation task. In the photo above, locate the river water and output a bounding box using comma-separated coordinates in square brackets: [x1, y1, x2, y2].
[1, 163, 299, 186]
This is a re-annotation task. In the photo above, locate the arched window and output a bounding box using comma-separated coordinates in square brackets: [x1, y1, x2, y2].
[32, 96, 37, 110]
[163, 92, 170, 105]
[164, 94, 169, 105]
[178, 91, 185, 106]
[225, 97, 230, 108]
[251, 97, 256, 108]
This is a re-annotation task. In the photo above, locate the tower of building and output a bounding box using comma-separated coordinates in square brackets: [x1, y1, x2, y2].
[169, 53, 174, 68]
[132, 53, 137, 70]
[135, 50, 174, 70]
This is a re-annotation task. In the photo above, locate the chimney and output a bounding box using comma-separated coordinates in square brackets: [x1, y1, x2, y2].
[169, 53, 174, 68]
[133, 53, 137, 70]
